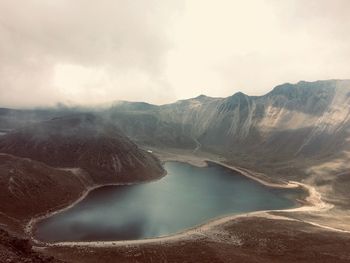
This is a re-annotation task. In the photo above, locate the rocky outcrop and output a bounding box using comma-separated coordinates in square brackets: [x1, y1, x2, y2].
[0, 227, 64, 262]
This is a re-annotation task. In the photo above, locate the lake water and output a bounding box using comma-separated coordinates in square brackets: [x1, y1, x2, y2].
[35, 161, 303, 242]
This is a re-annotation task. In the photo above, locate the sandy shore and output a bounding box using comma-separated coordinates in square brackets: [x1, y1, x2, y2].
[26, 169, 168, 246]
[36, 180, 339, 248]
[25, 149, 347, 249]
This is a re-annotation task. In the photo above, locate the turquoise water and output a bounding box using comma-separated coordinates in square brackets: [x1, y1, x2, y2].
[35, 161, 302, 242]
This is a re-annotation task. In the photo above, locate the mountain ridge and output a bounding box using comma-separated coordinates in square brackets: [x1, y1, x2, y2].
[1, 79, 350, 183]
[1, 79, 350, 262]
[0, 114, 165, 184]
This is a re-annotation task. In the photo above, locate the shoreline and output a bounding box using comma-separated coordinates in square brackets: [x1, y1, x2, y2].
[26, 152, 338, 248]
[33, 179, 337, 248]
[26, 170, 168, 246]
[207, 160, 298, 189]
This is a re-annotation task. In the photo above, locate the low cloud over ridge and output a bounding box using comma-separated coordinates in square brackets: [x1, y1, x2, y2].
[0, 0, 349, 107]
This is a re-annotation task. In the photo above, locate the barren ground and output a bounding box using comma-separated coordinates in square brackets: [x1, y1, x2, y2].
[2, 148, 350, 262]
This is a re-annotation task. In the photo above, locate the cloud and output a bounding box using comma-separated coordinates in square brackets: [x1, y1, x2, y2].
[0, 0, 182, 107]
[165, 0, 350, 98]
[0, 0, 349, 107]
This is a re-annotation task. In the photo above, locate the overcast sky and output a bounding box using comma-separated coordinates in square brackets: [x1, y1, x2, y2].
[0, 0, 349, 108]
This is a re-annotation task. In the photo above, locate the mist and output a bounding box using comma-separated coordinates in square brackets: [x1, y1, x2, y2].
[0, 0, 349, 108]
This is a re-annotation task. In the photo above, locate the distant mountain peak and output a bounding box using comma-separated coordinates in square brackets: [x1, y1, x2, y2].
[195, 94, 208, 99]
[111, 100, 158, 111]
[231, 91, 247, 97]
[266, 79, 350, 99]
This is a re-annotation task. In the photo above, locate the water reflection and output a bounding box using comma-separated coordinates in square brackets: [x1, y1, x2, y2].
[35, 161, 302, 242]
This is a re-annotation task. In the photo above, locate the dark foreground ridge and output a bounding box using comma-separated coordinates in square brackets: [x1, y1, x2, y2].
[0, 228, 64, 263]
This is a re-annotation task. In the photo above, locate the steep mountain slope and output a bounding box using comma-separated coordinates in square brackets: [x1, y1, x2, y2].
[2, 80, 349, 162]
[0, 153, 88, 220]
[1, 80, 349, 196]
[102, 80, 350, 204]
[0, 114, 164, 183]
[107, 80, 350, 159]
